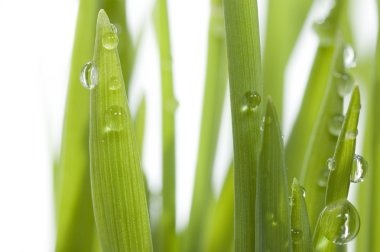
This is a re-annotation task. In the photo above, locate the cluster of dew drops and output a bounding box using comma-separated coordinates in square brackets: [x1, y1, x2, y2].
[79, 24, 128, 133]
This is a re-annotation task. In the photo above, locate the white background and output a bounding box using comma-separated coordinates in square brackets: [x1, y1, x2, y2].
[0, 0, 376, 251]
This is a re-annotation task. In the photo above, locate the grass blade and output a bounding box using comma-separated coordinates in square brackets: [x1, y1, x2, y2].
[185, 0, 228, 250]
[313, 87, 361, 251]
[286, 1, 347, 182]
[89, 10, 152, 251]
[290, 178, 313, 252]
[255, 99, 291, 251]
[55, 0, 99, 250]
[154, 0, 177, 250]
[223, 0, 263, 249]
[263, 0, 313, 117]
[134, 96, 147, 155]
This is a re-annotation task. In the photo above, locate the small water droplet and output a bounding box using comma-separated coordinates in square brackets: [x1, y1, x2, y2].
[318, 169, 330, 188]
[334, 72, 354, 97]
[328, 114, 344, 136]
[319, 199, 360, 245]
[300, 186, 306, 198]
[266, 213, 278, 227]
[291, 228, 303, 243]
[109, 76, 121, 90]
[345, 130, 358, 140]
[110, 24, 118, 34]
[327, 158, 336, 171]
[350, 154, 368, 183]
[104, 105, 128, 132]
[313, 18, 335, 46]
[289, 196, 295, 207]
[344, 45, 357, 69]
[80, 61, 98, 89]
[102, 32, 119, 50]
[241, 90, 261, 113]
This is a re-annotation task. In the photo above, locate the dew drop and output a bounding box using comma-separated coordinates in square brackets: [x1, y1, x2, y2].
[327, 158, 336, 171]
[313, 18, 335, 46]
[289, 196, 295, 207]
[109, 76, 121, 90]
[80, 61, 98, 89]
[334, 72, 354, 97]
[345, 130, 358, 140]
[318, 169, 330, 188]
[300, 186, 306, 198]
[319, 199, 360, 245]
[241, 90, 261, 113]
[104, 105, 128, 132]
[328, 114, 344, 136]
[350, 154, 368, 183]
[344, 45, 357, 69]
[102, 32, 119, 50]
[291, 228, 303, 243]
[110, 24, 118, 34]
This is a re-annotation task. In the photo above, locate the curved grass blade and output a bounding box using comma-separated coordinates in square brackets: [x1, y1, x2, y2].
[290, 178, 313, 252]
[89, 10, 152, 251]
[263, 0, 313, 117]
[223, 0, 263, 249]
[313, 87, 361, 251]
[286, 1, 347, 182]
[153, 0, 177, 250]
[55, 0, 100, 250]
[201, 164, 234, 252]
[256, 99, 291, 251]
[185, 0, 228, 250]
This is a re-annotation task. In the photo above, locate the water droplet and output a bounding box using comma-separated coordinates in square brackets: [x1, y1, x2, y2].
[313, 18, 335, 46]
[109, 76, 121, 90]
[289, 196, 295, 207]
[291, 228, 303, 243]
[334, 72, 354, 97]
[104, 105, 128, 132]
[300, 186, 306, 198]
[328, 114, 344, 136]
[102, 32, 119, 50]
[350, 154, 368, 183]
[241, 90, 261, 113]
[344, 45, 356, 69]
[110, 24, 118, 34]
[319, 199, 360, 245]
[266, 213, 278, 227]
[80, 61, 98, 89]
[345, 130, 358, 140]
[318, 169, 330, 188]
[327, 158, 336, 171]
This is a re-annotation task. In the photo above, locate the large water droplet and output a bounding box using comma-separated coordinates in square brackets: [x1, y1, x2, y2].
[102, 32, 119, 50]
[327, 158, 336, 171]
[344, 45, 357, 69]
[241, 90, 261, 113]
[328, 114, 344, 136]
[318, 169, 330, 188]
[313, 18, 334, 46]
[319, 199, 360, 245]
[104, 105, 128, 132]
[291, 228, 303, 243]
[334, 72, 354, 97]
[80, 61, 98, 89]
[350, 154, 368, 183]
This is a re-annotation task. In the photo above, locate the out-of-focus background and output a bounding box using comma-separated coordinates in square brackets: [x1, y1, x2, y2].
[0, 0, 376, 250]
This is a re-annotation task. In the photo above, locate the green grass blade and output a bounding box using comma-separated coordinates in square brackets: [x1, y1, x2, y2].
[300, 40, 345, 228]
[55, 0, 99, 250]
[313, 87, 361, 251]
[185, 0, 228, 250]
[256, 99, 291, 251]
[202, 164, 234, 252]
[154, 0, 177, 250]
[263, 0, 313, 117]
[290, 178, 313, 252]
[89, 10, 152, 251]
[102, 0, 135, 90]
[134, 96, 146, 156]
[223, 0, 263, 249]
[286, 1, 346, 182]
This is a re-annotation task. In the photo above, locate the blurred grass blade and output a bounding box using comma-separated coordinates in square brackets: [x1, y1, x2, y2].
[256, 99, 291, 251]
[286, 1, 347, 182]
[300, 40, 345, 228]
[154, 0, 177, 250]
[134, 96, 146, 155]
[55, 0, 99, 250]
[263, 0, 313, 117]
[223, 0, 263, 249]
[357, 1, 380, 250]
[313, 87, 361, 251]
[202, 164, 234, 252]
[102, 0, 135, 90]
[89, 10, 152, 251]
[185, 0, 228, 250]
[290, 178, 313, 252]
